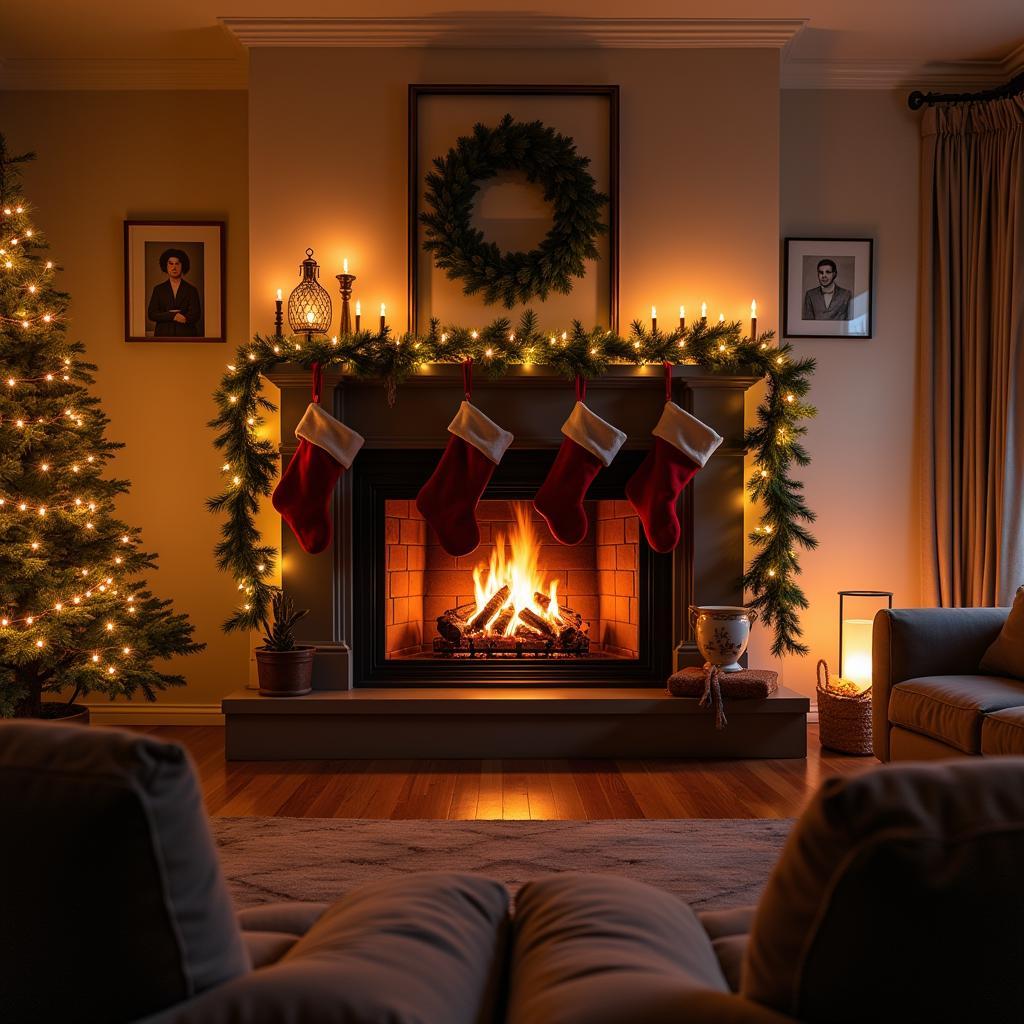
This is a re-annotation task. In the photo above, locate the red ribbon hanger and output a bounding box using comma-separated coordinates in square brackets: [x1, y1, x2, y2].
[463, 357, 473, 401]
[311, 362, 323, 404]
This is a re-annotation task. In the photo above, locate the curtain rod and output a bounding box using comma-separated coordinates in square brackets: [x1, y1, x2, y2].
[908, 69, 1024, 110]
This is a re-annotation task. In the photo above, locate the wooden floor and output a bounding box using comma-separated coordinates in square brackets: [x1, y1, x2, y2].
[137, 724, 877, 820]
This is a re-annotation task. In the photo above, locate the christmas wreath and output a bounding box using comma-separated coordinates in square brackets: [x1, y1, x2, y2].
[420, 114, 609, 308]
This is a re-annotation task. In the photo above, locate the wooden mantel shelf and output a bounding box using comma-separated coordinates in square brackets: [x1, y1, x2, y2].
[222, 687, 809, 760]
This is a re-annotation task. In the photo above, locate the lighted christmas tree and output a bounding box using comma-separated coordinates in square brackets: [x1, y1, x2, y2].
[0, 136, 202, 718]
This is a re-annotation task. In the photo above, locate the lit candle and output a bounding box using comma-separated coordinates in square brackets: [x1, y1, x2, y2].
[274, 288, 283, 337]
[750, 299, 757, 340]
[343, 258, 349, 275]
[650, 305, 657, 333]
[679, 305, 685, 330]
[700, 302, 707, 322]
[718, 312, 725, 324]
[355, 300, 361, 332]
[379, 303, 386, 333]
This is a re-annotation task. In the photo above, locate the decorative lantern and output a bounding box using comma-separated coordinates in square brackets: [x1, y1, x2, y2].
[287, 248, 332, 337]
[838, 590, 893, 693]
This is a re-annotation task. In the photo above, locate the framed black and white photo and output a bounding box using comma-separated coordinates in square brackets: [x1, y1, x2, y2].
[783, 237, 873, 339]
[408, 85, 619, 335]
[124, 220, 225, 343]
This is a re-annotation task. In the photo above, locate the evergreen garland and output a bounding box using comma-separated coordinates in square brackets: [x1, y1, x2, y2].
[210, 313, 817, 658]
[420, 115, 608, 308]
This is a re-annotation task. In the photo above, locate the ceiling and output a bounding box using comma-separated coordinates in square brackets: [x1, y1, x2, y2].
[2, 2, 1022, 90]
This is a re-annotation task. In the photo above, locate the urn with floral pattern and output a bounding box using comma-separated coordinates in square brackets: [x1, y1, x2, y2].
[688, 605, 758, 672]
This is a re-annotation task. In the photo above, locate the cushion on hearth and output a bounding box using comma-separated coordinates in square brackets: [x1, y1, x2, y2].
[743, 759, 1024, 1023]
[143, 872, 510, 1024]
[980, 585, 1024, 679]
[887, 673, 1024, 753]
[0, 720, 249, 1024]
[509, 873, 748, 1024]
[981, 706, 1024, 755]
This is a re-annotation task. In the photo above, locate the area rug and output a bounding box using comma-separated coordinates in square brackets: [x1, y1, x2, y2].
[211, 817, 793, 910]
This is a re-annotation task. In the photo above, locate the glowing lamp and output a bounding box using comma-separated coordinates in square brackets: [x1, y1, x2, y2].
[838, 590, 893, 693]
[287, 248, 333, 336]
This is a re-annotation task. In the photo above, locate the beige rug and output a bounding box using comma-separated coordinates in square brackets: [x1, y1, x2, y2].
[211, 817, 792, 910]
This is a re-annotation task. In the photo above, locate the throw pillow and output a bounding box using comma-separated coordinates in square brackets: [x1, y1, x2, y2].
[979, 584, 1024, 679]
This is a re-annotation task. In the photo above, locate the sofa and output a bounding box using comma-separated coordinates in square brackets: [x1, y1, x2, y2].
[3, 720, 1024, 1023]
[873, 605, 1024, 761]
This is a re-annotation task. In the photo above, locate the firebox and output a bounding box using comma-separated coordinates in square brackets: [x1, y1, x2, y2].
[352, 449, 674, 685]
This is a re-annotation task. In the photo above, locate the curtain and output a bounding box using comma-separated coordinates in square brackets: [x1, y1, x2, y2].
[919, 96, 1024, 607]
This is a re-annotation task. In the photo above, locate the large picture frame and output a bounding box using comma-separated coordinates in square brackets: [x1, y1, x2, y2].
[408, 84, 619, 335]
[124, 220, 226, 343]
[783, 237, 873, 339]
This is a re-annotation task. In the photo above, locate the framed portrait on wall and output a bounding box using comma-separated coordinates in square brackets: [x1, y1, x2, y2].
[783, 237, 873, 339]
[408, 85, 619, 336]
[124, 221, 226, 343]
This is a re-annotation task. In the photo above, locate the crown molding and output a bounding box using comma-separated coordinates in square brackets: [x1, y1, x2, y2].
[219, 16, 807, 50]
[0, 57, 247, 91]
[782, 40, 1024, 91]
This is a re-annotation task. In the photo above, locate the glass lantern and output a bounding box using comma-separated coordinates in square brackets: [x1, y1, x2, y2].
[838, 590, 893, 692]
[287, 248, 333, 336]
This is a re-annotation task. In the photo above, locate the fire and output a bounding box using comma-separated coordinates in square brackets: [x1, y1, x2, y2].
[471, 503, 560, 636]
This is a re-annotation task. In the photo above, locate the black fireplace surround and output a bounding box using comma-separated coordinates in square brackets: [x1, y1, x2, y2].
[265, 364, 759, 689]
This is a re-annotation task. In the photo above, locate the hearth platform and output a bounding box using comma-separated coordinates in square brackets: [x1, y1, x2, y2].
[221, 687, 809, 760]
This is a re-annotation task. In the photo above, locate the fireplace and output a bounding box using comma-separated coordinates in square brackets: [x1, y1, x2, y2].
[223, 364, 810, 759]
[352, 448, 673, 684]
[259, 363, 760, 690]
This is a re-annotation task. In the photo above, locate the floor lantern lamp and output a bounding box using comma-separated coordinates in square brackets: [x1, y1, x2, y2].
[838, 590, 893, 693]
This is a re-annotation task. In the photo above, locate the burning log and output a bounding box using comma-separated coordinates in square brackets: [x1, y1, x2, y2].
[436, 600, 477, 646]
[468, 584, 510, 632]
[533, 591, 589, 647]
[513, 624, 546, 640]
[518, 607, 556, 638]
[491, 606, 514, 635]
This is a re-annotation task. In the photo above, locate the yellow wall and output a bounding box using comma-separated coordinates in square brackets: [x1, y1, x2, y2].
[4, 62, 922, 710]
[0, 91, 251, 710]
[780, 89, 923, 697]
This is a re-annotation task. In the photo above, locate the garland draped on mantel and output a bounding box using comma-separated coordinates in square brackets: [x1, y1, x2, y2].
[209, 311, 817, 657]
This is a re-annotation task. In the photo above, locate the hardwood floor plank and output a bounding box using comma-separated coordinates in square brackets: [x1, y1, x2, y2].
[130, 725, 876, 820]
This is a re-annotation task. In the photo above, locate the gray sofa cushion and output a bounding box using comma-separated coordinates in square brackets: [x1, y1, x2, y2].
[143, 872, 509, 1024]
[888, 673, 1024, 752]
[509, 873, 763, 1024]
[0, 721, 249, 1024]
[980, 586, 1024, 679]
[982, 706, 1024, 755]
[743, 759, 1024, 1023]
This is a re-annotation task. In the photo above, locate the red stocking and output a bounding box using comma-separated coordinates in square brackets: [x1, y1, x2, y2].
[534, 378, 626, 545]
[625, 366, 722, 553]
[272, 367, 364, 555]
[415, 361, 513, 557]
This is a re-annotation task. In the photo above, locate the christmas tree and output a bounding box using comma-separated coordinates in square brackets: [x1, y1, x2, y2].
[0, 136, 202, 718]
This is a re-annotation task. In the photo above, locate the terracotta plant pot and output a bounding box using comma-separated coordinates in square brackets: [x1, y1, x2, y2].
[255, 645, 315, 697]
[39, 702, 91, 725]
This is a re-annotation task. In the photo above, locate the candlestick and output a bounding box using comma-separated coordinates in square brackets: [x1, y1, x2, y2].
[379, 303, 386, 334]
[355, 300, 361, 332]
[274, 288, 283, 337]
[679, 305, 685, 331]
[335, 265, 357, 336]
[750, 299, 757, 340]
[651, 305, 657, 333]
[700, 301, 707, 322]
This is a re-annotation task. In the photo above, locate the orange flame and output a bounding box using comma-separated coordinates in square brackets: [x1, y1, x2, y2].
[472, 503, 560, 635]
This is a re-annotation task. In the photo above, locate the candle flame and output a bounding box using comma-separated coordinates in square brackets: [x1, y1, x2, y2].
[276, 288, 282, 301]
[751, 299, 757, 315]
[343, 258, 349, 274]
[701, 302, 707, 318]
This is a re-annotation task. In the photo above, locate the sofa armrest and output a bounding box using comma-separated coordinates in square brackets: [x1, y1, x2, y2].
[872, 607, 1008, 761]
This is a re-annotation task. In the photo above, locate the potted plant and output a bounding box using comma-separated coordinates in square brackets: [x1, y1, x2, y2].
[255, 590, 314, 696]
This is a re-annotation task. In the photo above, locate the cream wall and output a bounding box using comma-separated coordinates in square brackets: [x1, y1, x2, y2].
[780, 89, 923, 698]
[0, 91, 250, 714]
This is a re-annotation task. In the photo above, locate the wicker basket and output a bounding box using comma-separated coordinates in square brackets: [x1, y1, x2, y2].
[816, 659, 873, 756]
